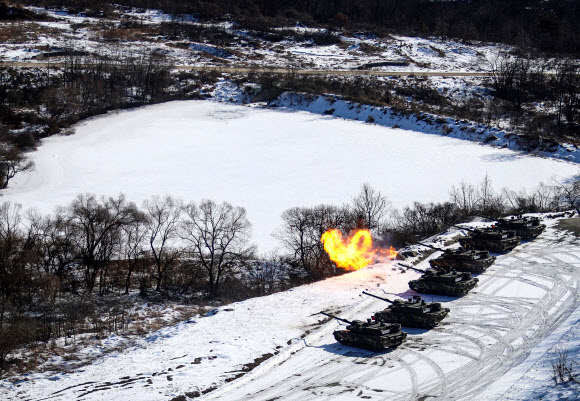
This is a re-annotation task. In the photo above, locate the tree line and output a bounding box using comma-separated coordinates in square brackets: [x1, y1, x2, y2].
[277, 177, 580, 282]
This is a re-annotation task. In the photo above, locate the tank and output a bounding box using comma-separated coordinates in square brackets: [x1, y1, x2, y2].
[419, 242, 496, 273]
[455, 225, 520, 253]
[429, 247, 496, 273]
[363, 292, 450, 329]
[320, 312, 407, 351]
[494, 216, 545, 240]
[409, 268, 478, 296]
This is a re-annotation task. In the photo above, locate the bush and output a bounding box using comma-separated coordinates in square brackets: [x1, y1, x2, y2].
[551, 346, 578, 385]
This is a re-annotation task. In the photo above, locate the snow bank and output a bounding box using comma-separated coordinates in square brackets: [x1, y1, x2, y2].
[272, 93, 580, 164]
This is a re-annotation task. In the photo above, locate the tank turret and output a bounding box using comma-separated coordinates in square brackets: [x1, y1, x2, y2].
[417, 242, 445, 252]
[320, 312, 407, 351]
[429, 247, 496, 273]
[362, 292, 450, 329]
[409, 268, 478, 296]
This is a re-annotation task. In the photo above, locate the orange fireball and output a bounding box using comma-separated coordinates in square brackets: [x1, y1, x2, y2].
[377, 246, 398, 259]
[321, 229, 397, 271]
[321, 229, 374, 271]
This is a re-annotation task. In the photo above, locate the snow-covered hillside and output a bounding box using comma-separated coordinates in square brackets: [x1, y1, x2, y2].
[2, 220, 578, 400]
[3, 101, 577, 252]
[2, 7, 505, 72]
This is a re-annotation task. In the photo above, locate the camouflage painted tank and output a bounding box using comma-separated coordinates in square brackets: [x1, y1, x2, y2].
[429, 247, 496, 273]
[363, 292, 450, 329]
[494, 216, 545, 240]
[455, 225, 520, 253]
[409, 268, 478, 296]
[419, 242, 496, 273]
[320, 312, 407, 351]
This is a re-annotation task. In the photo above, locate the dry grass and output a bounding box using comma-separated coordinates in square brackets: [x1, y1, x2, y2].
[0, 22, 37, 43]
[0, 22, 67, 43]
[2, 302, 205, 380]
[99, 27, 147, 42]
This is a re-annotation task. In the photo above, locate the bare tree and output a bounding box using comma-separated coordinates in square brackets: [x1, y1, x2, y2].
[120, 211, 147, 294]
[25, 209, 77, 280]
[477, 174, 504, 216]
[352, 183, 391, 231]
[488, 52, 537, 109]
[554, 176, 580, 214]
[143, 195, 182, 292]
[67, 194, 140, 294]
[275, 207, 313, 273]
[0, 202, 24, 313]
[501, 182, 559, 214]
[554, 60, 579, 126]
[180, 200, 255, 298]
[449, 181, 478, 214]
[0, 146, 34, 189]
[0, 201, 34, 357]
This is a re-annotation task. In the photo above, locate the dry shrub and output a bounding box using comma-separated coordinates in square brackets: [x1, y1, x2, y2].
[551, 346, 578, 384]
[100, 27, 146, 42]
[0, 22, 37, 42]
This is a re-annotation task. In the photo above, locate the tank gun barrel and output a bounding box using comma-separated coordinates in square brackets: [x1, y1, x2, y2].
[417, 242, 445, 252]
[319, 311, 352, 325]
[476, 215, 497, 222]
[397, 263, 426, 274]
[362, 291, 394, 304]
[452, 224, 476, 232]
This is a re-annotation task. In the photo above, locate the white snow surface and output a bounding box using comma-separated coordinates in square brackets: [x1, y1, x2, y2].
[2, 101, 578, 253]
[2, 221, 579, 400]
[272, 93, 580, 163]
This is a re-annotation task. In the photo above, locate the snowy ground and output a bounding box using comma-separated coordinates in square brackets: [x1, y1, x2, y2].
[2, 101, 578, 253]
[2, 219, 578, 401]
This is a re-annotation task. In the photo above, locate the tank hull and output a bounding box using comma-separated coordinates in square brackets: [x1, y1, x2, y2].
[429, 255, 496, 273]
[409, 277, 479, 296]
[333, 330, 407, 351]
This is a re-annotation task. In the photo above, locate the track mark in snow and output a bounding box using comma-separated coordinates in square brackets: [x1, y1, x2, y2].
[208, 227, 580, 401]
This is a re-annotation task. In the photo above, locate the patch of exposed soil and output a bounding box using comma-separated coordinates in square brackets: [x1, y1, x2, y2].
[555, 218, 580, 237]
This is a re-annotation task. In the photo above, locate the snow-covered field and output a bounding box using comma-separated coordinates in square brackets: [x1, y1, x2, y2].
[2, 220, 579, 400]
[3, 101, 578, 252]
